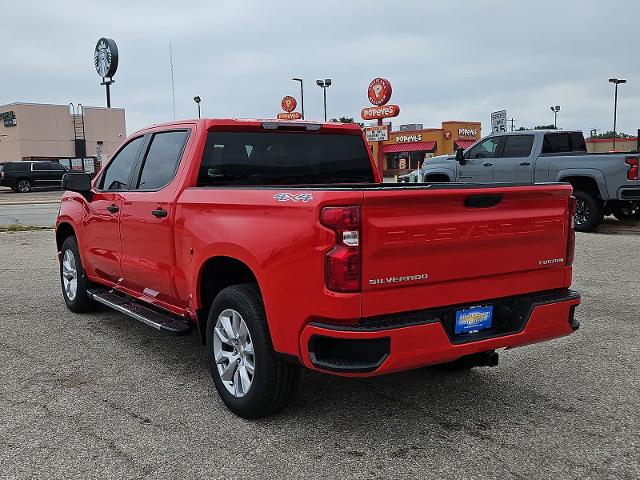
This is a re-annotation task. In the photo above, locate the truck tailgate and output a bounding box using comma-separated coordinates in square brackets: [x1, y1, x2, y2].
[361, 184, 572, 317]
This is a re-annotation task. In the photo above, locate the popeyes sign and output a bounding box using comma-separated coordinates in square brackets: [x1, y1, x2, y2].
[277, 95, 302, 120]
[361, 78, 399, 120]
[362, 104, 400, 120]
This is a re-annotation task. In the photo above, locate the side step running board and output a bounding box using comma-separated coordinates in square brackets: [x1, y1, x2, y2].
[88, 288, 191, 335]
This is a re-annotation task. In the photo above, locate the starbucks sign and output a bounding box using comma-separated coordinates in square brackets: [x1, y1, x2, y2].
[94, 38, 119, 79]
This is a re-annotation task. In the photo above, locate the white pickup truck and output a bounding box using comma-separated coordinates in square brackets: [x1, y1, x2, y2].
[419, 130, 640, 231]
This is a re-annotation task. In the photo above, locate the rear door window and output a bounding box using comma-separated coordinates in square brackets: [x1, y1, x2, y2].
[99, 136, 145, 190]
[502, 135, 534, 158]
[134, 130, 189, 190]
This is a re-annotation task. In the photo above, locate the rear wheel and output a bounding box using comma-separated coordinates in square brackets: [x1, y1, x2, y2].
[16, 179, 32, 193]
[573, 190, 603, 232]
[611, 201, 640, 221]
[60, 236, 97, 313]
[206, 284, 300, 418]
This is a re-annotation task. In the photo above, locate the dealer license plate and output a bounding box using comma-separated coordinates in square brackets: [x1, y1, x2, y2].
[455, 305, 493, 335]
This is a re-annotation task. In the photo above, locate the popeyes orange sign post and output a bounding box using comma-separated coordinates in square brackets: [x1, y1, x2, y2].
[277, 96, 302, 120]
[361, 78, 400, 174]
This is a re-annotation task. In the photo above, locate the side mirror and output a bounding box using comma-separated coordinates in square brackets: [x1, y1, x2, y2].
[455, 147, 466, 165]
[62, 172, 92, 193]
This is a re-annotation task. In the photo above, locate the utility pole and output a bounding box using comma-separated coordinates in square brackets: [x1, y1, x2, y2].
[316, 79, 331, 121]
[170, 43, 176, 120]
[292, 78, 304, 119]
[609, 78, 627, 150]
[509, 118, 515, 132]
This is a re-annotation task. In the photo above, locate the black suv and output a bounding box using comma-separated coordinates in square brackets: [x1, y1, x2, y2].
[0, 161, 69, 193]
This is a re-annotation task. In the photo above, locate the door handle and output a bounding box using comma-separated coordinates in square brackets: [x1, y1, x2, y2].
[106, 204, 119, 214]
[483, 163, 493, 167]
[519, 162, 531, 166]
[151, 208, 168, 218]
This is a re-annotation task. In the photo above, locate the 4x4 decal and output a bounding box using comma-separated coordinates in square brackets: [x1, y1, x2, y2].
[273, 193, 313, 203]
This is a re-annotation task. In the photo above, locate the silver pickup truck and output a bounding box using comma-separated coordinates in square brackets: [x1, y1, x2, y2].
[419, 130, 640, 231]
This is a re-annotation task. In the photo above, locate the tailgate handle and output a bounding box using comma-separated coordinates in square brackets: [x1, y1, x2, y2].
[464, 194, 502, 208]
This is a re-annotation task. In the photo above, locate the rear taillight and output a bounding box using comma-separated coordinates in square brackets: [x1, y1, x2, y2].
[566, 195, 576, 266]
[626, 156, 639, 180]
[320, 206, 361, 292]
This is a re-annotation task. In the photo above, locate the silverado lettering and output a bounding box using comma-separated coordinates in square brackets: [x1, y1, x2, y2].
[369, 274, 429, 285]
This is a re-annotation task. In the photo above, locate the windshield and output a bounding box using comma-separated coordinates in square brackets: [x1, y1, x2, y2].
[198, 131, 375, 186]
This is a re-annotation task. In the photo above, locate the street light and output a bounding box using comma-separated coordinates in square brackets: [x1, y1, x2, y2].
[292, 78, 304, 119]
[550, 105, 560, 128]
[193, 96, 202, 119]
[316, 78, 331, 121]
[609, 78, 627, 150]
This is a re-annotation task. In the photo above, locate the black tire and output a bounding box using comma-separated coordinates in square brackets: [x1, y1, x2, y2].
[573, 190, 603, 232]
[206, 284, 300, 418]
[59, 236, 97, 313]
[16, 178, 32, 193]
[611, 201, 640, 221]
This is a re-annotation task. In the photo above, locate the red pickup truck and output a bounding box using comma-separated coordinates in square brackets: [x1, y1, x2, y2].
[56, 119, 581, 418]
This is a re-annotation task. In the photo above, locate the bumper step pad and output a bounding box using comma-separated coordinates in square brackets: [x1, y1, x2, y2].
[88, 289, 191, 334]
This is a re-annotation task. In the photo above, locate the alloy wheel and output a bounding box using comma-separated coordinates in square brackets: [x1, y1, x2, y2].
[17, 180, 30, 193]
[213, 308, 255, 398]
[62, 249, 78, 301]
[621, 201, 640, 218]
[574, 199, 590, 226]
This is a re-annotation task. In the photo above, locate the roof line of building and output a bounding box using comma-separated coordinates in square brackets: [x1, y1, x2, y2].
[1, 101, 124, 111]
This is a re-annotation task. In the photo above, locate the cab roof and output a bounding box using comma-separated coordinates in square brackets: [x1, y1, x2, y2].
[130, 118, 363, 137]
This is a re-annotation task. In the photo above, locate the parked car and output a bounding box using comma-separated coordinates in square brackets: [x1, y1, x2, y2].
[55, 119, 581, 418]
[420, 130, 640, 231]
[0, 160, 69, 193]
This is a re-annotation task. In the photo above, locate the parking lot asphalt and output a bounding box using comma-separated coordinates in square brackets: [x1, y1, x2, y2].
[0, 229, 639, 479]
[0, 187, 62, 205]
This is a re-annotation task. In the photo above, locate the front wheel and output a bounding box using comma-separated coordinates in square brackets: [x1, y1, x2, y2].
[611, 201, 640, 221]
[573, 190, 604, 232]
[206, 284, 300, 418]
[59, 236, 97, 313]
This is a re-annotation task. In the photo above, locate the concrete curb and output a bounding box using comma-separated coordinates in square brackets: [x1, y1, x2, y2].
[0, 200, 61, 206]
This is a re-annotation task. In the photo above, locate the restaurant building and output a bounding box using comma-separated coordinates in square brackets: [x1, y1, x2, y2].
[585, 136, 639, 153]
[0, 102, 126, 167]
[368, 120, 481, 178]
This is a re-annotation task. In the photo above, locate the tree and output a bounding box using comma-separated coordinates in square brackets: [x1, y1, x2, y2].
[330, 116, 353, 123]
[535, 124, 557, 130]
[591, 130, 632, 139]
[516, 127, 529, 131]
[330, 116, 365, 129]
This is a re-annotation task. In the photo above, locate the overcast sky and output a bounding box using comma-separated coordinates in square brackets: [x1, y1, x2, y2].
[2, 0, 639, 137]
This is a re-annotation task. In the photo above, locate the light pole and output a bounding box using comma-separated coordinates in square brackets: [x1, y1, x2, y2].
[292, 78, 304, 119]
[609, 78, 627, 150]
[550, 105, 560, 128]
[194, 96, 201, 119]
[316, 79, 331, 121]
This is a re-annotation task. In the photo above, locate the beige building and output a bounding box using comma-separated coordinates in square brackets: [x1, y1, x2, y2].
[0, 102, 126, 165]
[586, 137, 638, 153]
